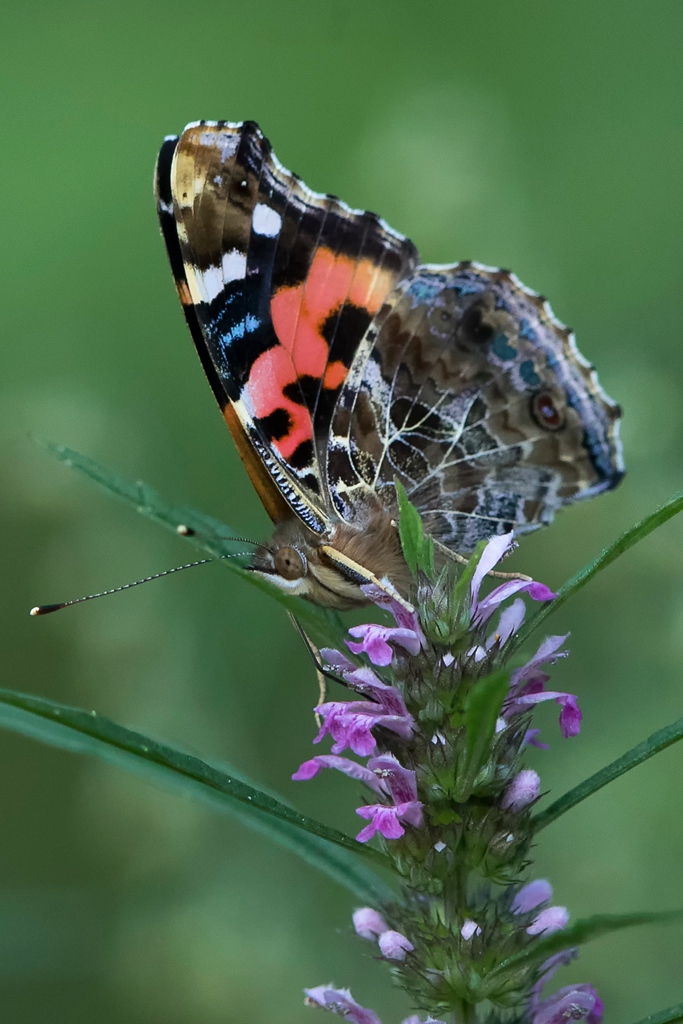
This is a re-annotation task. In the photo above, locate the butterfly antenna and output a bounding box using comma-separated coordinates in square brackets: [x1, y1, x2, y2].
[29, 552, 252, 616]
[175, 525, 259, 547]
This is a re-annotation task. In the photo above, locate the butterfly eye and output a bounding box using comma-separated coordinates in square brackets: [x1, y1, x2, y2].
[530, 391, 565, 431]
[274, 546, 307, 581]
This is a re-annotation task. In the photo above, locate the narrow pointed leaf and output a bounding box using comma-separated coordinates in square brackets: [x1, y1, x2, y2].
[509, 488, 683, 654]
[396, 479, 427, 577]
[42, 441, 344, 648]
[630, 1003, 683, 1024]
[0, 688, 395, 904]
[456, 669, 509, 799]
[534, 714, 683, 831]
[487, 909, 683, 983]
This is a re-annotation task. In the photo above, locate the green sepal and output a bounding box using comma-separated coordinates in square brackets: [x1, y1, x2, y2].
[450, 540, 486, 624]
[396, 478, 435, 579]
[0, 687, 396, 905]
[429, 805, 462, 826]
[420, 543, 487, 647]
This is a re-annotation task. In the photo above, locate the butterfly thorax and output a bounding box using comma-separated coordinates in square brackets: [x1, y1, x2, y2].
[250, 507, 410, 610]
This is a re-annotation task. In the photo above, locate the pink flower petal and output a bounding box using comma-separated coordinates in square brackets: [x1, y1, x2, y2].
[527, 905, 569, 936]
[532, 984, 602, 1024]
[292, 755, 383, 793]
[304, 986, 382, 1024]
[470, 533, 515, 609]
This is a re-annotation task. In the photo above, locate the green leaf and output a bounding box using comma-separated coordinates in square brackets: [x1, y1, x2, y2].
[486, 908, 683, 985]
[456, 669, 509, 800]
[450, 540, 486, 624]
[534, 714, 683, 832]
[43, 442, 344, 648]
[508, 487, 683, 655]
[396, 478, 434, 578]
[630, 1003, 683, 1024]
[0, 688, 395, 905]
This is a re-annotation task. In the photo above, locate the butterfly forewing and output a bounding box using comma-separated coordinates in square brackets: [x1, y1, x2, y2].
[156, 120, 418, 533]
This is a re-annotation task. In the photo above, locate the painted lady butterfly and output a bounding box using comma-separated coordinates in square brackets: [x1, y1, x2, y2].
[155, 121, 624, 610]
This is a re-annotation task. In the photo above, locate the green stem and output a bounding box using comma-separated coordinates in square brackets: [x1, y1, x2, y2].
[455, 1000, 476, 1024]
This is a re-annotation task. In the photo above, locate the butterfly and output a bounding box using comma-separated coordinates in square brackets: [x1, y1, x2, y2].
[154, 120, 624, 610]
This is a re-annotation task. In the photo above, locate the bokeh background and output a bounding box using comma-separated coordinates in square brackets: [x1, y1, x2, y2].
[2, 2, 682, 1021]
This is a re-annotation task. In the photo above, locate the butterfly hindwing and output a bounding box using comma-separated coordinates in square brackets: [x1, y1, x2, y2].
[328, 262, 624, 551]
[155, 121, 418, 533]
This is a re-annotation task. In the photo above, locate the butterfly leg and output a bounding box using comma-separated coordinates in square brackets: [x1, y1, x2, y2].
[433, 538, 533, 583]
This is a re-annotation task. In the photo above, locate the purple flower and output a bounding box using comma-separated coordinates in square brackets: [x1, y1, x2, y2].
[293, 750, 423, 844]
[304, 986, 382, 1024]
[320, 648, 356, 672]
[507, 686, 582, 739]
[504, 634, 581, 737]
[532, 984, 603, 1024]
[344, 668, 413, 719]
[378, 929, 414, 960]
[501, 769, 541, 812]
[512, 879, 553, 915]
[360, 584, 426, 641]
[532, 949, 578, 993]
[292, 755, 383, 792]
[470, 534, 557, 626]
[466, 600, 526, 663]
[314, 699, 414, 756]
[510, 635, 570, 688]
[527, 905, 569, 936]
[523, 728, 549, 751]
[368, 753, 419, 805]
[352, 908, 388, 940]
[355, 801, 424, 843]
[489, 597, 527, 649]
[347, 624, 422, 666]
[460, 919, 481, 940]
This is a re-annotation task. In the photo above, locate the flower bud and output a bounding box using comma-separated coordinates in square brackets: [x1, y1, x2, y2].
[352, 908, 388, 940]
[378, 929, 415, 960]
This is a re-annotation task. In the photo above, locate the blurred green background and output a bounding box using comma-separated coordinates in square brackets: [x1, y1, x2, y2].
[1, 1, 682, 1020]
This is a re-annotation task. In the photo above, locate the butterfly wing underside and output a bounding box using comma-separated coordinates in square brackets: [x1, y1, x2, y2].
[155, 121, 418, 534]
[328, 262, 624, 552]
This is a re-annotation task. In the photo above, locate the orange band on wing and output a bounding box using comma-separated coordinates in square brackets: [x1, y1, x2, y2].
[245, 247, 396, 461]
[222, 403, 291, 523]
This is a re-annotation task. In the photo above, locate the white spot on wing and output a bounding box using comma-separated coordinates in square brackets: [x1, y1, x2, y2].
[222, 248, 247, 282]
[196, 265, 224, 303]
[252, 203, 282, 237]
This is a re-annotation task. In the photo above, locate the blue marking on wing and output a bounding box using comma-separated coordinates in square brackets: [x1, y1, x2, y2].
[218, 314, 261, 355]
[492, 333, 517, 360]
[520, 359, 541, 388]
[519, 318, 538, 341]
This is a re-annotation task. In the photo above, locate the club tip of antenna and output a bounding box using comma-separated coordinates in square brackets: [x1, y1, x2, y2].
[30, 603, 63, 616]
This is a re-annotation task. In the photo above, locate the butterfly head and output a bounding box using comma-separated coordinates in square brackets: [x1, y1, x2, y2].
[249, 511, 411, 611]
